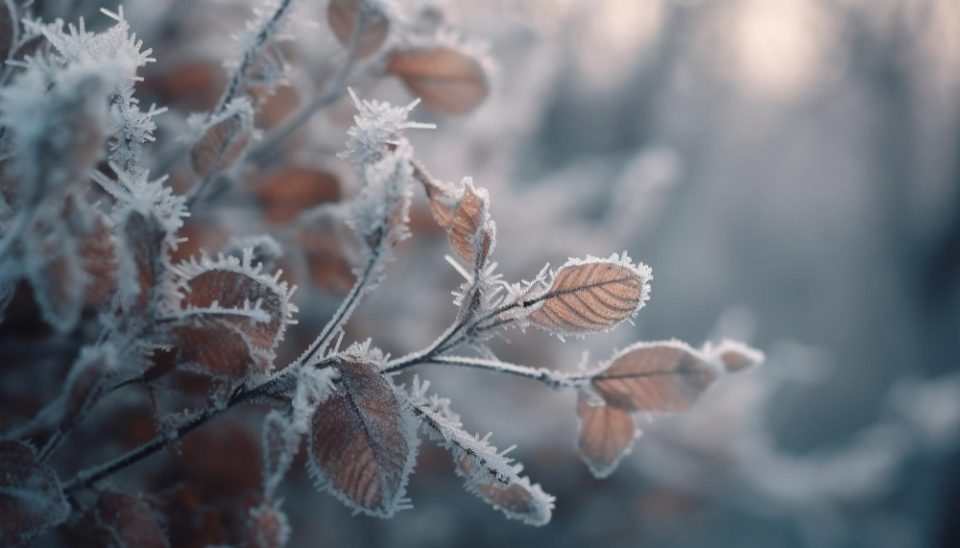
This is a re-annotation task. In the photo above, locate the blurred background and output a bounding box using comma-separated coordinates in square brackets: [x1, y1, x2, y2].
[6, 0, 960, 546]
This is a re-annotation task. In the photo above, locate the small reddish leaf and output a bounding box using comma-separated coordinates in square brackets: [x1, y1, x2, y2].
[247, 502, 290, 548]
[261, 411, 300, 499]
[0, 441, 70, 546]
[707, 339, 765, 373]
[592, 341, 720, 412]
[456, 454, 553, 526]
[307, 360, 416, 517]
[255, 168, 341, 224]
[79, 490, 169, 548]
[191, 104, 253, 179]
[576, 393, 637, 478]
[387, 48, 489, 115]
[418, 173, 494, 267]
[327, 0, 390, 58]
[527, 256, 651, 335]
[23, 222, 85, 332]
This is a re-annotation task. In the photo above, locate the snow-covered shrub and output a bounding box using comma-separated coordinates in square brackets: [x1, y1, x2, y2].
[0, 1, 764, 545]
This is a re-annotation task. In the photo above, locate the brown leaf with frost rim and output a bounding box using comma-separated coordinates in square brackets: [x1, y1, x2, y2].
[327, 0, 389, 58]
[77, 490, 169, 548]
[172, 259, 294, 380]
[592, 341, 720, 413]
[307, 360, 417, 517]
[576, 393, 638, 478]
[387, 48, 489, 115]
[528, 255, 651, 335]
[191, 107, 252, 179]
[456, 453, 553, 526]
[0, 441, 70, 546]
[419, 173, 494, 266]
[119, 210, 165, 313]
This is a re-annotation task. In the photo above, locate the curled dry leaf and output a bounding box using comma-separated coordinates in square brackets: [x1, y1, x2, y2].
[191, 102, 253, 179]
[327, 0, 389, 58]
[419, 173, 494, 267]
[527, 256, 651, 335]
[172, 256, 294, 380]
[0, 0, 16, 61]
[76, 490, 169, 548]
[706, 339, 765, 373]
[592, 341, 720, 413]
[576, 393, 638, 478]
[247, 502, 291, 548]
[456, 454, 553, 527]
[0, 440, 70, 546]
[307, 359, 417, 517]
[387, 48, 489, 115]
[255, 167, 341, 224]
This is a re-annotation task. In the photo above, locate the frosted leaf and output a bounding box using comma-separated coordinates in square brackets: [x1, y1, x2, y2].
[23, 213, 85, 332]
[77, 213, 118, 307]
[261, 410, 300, 500]
[12, 344, 117, 441]
[576, 392, 638, 478]
[248, 501, 291, 548]
[347, 142, 414, 264]
[255, 167, 341, 224]
[307, 358, 418, 517]
[116, 209, 166, 313]
[591, 340, 721, 413]
[0, 441, 70, 546]
[523, 253, 652, 336]
[338, 90, 434, 169]
[76, 490, 168, 548]
[327, 0, 390, 58]
[420, 174, 495, 268]
[0, 0, 15, 61]
[704, 339, 765, 373]
[401, 378, 553, 524]
[95, 167, 187, 239]
[170, 251, 297, 380]
[189, 98, 254, 179]
[387, 47, 489, 115]
[297, 205, 357, 292]
[456, 455, 554, 527]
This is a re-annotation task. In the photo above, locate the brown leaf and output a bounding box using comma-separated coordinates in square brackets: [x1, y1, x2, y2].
[255, 168, 341, 224]
[78, 490, 169, 548]
[0, 0, 16, 62]
[173, 265, 292, 380]
[707, 339, 764, 373]
[307, 359, 416, 517]
[527, 257, 650, 335]
[592, 341, 720, 413]
[456, 454, 553, 526]
[78, 214, 118, 306]
[191, 107, 252, 179]
[327, 0, 389, 58]
[387, 48, 489, 115]
[576, 393, 637, 478]
[0, 440, 70, 546]
[119, 211, 166, 313]
[247, 502, 290, 548]
[420, 175, 494, 266]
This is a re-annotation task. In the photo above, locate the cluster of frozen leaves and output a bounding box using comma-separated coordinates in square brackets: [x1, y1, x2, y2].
[0, 0, 764, 545]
